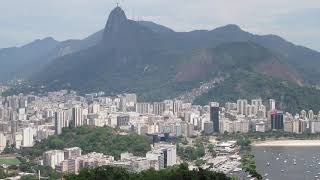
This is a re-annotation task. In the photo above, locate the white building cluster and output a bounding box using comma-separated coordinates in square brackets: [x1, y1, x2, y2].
[44, 143, 176, 174]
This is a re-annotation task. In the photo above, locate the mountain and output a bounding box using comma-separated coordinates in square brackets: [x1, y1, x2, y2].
[0, 29, 105, 82]
[4, 7, 320, 112]
[0, 37, 59, 81]
[193, 71, 320, 113]
[0, 18, 178, 83]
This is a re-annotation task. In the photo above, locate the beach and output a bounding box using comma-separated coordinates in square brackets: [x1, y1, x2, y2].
[253, 140, 320, 147]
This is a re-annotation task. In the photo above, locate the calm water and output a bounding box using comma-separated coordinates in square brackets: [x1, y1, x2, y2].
[252, 146, 320, 180]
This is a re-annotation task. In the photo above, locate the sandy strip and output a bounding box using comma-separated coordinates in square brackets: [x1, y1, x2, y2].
[253, 140, 320, 147]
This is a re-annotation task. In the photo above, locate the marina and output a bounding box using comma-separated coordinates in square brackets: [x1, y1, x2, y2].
[253, 146, 320, 180]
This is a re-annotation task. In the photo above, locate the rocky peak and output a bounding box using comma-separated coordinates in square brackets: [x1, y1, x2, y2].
[104, 7, 128, 34]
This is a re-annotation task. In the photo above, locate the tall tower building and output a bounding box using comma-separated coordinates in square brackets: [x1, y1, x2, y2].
[119, 95, 127, 112]
[308, 110, 314, 120]
[71, 106, 83, 128]
[237, 99, 247, 115]
[22, 127, 34, 147]
[136, 103, 152, 114]
[210, 102, 220, 133]
[300, 110, 307, 119]
[153, 102, 166, 116]
[173, 100, 182, 117]
[0, 133, 6, 153]
[55, 110, 66, 135]
[270, 111, 284, 130]
[269, 99, 276, 111]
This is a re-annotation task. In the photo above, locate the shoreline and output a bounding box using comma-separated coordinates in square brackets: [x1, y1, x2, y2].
[252, 140, 320, 147]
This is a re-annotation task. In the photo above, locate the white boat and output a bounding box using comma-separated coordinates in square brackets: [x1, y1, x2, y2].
[276, 157, 280, 160]
[264, 173, 269, 177]
[284, 160, 287, 163]
[281, 170, 285, 172]
[293, 161, 297, 165]
[267, 162, 271, 166]
[233, 168, 242, 172]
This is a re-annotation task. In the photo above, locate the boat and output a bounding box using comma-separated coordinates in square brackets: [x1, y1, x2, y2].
[293, 161, 297, 165]
[281, 170, 285, 172]
[267, 162, 271, 166]
[233, 168, 242, 172]
[276, 157, 280, 160]
[264, 173, 269, 177]
[284, 160, 287, 163]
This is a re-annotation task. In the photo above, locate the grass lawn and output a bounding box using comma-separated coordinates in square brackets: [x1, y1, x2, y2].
[0, 157, 21, 166]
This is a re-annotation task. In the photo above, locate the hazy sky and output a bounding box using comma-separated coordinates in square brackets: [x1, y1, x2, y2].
[0, 0, 319, 51]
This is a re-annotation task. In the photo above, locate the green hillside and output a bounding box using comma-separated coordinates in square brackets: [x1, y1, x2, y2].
[194, 71, 320, 113]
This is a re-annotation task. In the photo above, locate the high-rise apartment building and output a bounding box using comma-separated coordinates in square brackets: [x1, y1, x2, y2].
[210, 102, 220, 133]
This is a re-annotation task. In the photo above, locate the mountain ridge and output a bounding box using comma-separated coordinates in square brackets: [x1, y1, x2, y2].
[2, 7, 320, 113]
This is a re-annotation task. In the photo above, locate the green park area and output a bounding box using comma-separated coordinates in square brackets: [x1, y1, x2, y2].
[0, 157, 21, 166]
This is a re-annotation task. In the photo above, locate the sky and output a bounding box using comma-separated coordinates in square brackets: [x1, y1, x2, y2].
[0, 0, 319, 51]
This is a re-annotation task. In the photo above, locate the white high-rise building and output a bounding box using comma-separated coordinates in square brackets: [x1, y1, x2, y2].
[308, 110, 314, 120]
[300, 110, 307, 119]
[269, 99, 276, 110]
[173, 100, 182, 117]
[18, 108, 27, 120]
[22, 127, 34, 147]
[257, 105, 267, 118]
[72, 106, 83, 127]
[0, 107, 4, 121]
[153, 102, 166, 116]
[55, 110, 66, 135]
[0, 133, 6, 152]
[89, 102, 100, 114]
[251, 98, 262, 108]
[136, 103, 152, 114]
[251, 98, 262, 115]
[310, 119, 320, 134]
[43, 150, 65, 169]
[146, 144, 177, 169]
[237, 99, 247, 115]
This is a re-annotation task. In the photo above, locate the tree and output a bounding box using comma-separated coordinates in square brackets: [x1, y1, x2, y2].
[64, 164, 231, 180]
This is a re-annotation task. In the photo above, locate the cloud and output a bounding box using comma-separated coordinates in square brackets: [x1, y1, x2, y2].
[0, 0, 319, 51]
